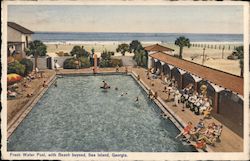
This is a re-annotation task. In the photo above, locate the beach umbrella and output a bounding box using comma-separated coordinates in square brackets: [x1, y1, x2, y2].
[7, 73, 22, 84]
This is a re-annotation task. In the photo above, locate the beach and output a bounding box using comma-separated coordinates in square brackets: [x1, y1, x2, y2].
[46, 42, 242, 76]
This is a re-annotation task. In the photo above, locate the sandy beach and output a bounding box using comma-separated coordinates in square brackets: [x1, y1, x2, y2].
[46, 42, 242, 76]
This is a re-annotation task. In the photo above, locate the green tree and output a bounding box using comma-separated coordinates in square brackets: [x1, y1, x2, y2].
[25, 40, 47, 69]
[100, 50, 112, 67]
[134, 49, 147, 67]
[20, 58, 33, 75]
[91, 48, 95, 57]
[70, 46, 89, 58]
[174, 36, 191, 59]
[116, 43, 130, 56]
[129, 40, 143, 53]
[233, 46, 244, 77]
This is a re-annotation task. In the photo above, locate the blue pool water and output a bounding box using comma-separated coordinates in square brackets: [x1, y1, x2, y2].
[8, 75, 196, 152]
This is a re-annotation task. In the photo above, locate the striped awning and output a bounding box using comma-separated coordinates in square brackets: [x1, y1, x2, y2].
[208, 81, 225, 92]
[190, 74, 202, 82]
[177, 68, 186, 75]
[167, 64, 174, 70]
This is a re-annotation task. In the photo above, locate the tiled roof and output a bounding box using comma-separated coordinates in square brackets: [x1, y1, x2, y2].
[144, 44, 174, 52]
[150, 52, 243, 95]
[8, 22, 34, 34]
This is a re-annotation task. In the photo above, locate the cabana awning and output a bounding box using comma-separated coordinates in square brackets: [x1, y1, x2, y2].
[208, 81, 225, 92]
[190, 74, 202, 82]
[149, 51, 243, 95]
[167, 64, 174, 70]
[177, 68, 186, 75]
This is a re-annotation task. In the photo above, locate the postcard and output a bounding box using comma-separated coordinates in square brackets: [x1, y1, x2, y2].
[1, 0, 249, 160]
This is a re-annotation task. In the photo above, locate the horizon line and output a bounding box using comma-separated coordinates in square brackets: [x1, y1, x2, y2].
[33, 31, 243, 35]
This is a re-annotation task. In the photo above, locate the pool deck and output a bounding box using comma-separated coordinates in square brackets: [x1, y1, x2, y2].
[7, 70, 56, 138]
[131, 67, 243, 152]
[7, 67, 243, 152]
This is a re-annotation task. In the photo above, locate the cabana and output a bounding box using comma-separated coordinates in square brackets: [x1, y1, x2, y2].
[145, 45, 244, 136]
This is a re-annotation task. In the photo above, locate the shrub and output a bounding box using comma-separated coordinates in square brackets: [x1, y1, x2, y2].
[63, 58, 78, 69]
[70, 46, 89, 58]
[100, 50, 112, 67]
[8, 60, 26, 76]
[56, 51, 70, 56]
[20, 58, 33, 75]
[110, 58, 123, 67]
[100, 59, 111, 67]
[79, 57, 91, 68]
[227, 55, 238, 60]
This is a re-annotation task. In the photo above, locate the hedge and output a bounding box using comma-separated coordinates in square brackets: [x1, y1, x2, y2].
[8, 60, 26, 76]
[20, 58, 33, 75]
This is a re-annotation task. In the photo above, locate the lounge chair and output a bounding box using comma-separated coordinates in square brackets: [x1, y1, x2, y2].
[7, 90, 17, 99]
[35, 67, 45, 78]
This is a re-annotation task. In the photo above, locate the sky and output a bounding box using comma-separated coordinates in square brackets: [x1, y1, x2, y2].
[8, 5, 244, 34]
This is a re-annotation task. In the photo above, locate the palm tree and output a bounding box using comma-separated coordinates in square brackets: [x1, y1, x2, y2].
[129, 40, 143, 53]
[174, 36, 191, 59]
[25, 40, 47, 69]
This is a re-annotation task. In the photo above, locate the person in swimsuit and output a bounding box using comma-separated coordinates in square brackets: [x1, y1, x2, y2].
[175, 121, 193, 139]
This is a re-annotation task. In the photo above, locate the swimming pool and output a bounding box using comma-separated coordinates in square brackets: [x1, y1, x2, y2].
[8, 74, 196, 152]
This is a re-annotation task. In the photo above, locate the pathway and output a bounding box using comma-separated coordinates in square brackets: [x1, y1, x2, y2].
[113, 56, 137, 66]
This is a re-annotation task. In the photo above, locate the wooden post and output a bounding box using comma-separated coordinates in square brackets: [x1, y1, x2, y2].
[180, 74, 183, 89]
[94, 54, 97, 73]
[194, 82, 198, 91]
[222, 47, 225, 59]
[213, 92, 219, 113]
[202, 48, 206, 65]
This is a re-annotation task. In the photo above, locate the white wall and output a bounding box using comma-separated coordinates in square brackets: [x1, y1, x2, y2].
[21, 34, 32, 46]
[8, 26, 32, 57]
[31, 57, 48, 70]
[7, 26, 22, 42]
[52, 56, 73, 69]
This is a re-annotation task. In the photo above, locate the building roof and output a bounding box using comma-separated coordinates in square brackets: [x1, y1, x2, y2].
[144, 44, 174, 52]
[150, 51, 243, 95]
[8, 22, 34, 34]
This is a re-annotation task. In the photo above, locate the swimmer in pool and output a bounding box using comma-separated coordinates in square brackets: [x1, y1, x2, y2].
[54, 81, 57, 87]
[121, 92, 128, 96]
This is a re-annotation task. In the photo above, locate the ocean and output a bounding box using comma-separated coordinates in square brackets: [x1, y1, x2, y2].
[32, 32, 243, 44]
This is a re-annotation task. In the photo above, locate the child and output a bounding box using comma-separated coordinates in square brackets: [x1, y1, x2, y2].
[42, 81, 48, 87]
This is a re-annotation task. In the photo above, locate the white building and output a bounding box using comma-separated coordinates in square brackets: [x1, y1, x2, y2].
[7, 22, 34, 58]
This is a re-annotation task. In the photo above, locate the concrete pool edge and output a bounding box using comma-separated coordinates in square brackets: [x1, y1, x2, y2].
[7, 73, 57, 139]
[130, 71, 213, 152]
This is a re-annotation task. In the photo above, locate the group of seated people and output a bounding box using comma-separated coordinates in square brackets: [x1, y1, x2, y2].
[7, 70, 43, 99]
[176, 119, 223, 149]
[180, 84, 212, 117]
[147, 68, 162, 80]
